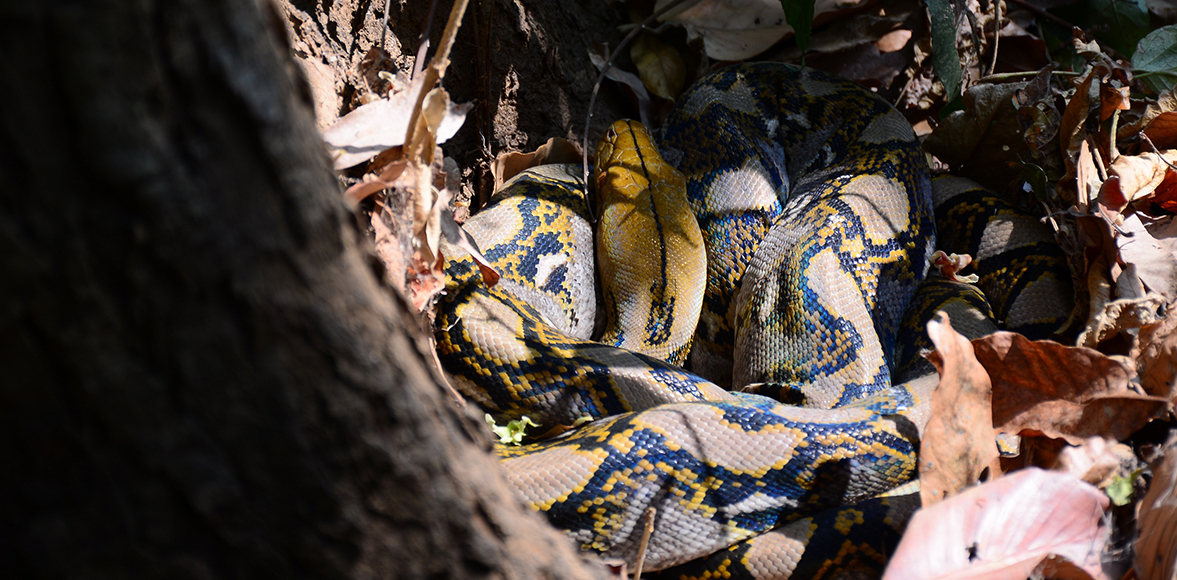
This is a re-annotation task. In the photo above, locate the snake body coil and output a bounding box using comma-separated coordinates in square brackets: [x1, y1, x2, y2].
[435, 63, 1071, 576]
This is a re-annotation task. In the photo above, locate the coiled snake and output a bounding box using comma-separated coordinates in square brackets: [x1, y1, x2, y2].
[434, 63, 1072, 578]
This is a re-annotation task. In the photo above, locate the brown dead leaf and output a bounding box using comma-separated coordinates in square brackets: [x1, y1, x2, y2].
[1099, 77, 1132, 122]
[1132, 309, 1177, 402]
[882, 468, 1111, 580]
[1119, 212, 1177, 300]
[1079, 292, 1167, 348]
[1060, 70, 1100, 201]
[631, 33, 686, 101]
[924, 82, 1027, 191]
[1136, 430, 1177, 580]
[1118, 90, 1177, 150]
[921, 313, 1000, 507]
[344, 156, 408, 207]
[489, 137, 582, 194]
[1077, 139, 1102, 212]
[657, 0, 869, 61]
[1107, 151, 1177, 209]
[973, 332, 1170, 444]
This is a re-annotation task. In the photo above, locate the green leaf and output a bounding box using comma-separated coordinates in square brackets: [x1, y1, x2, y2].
[1132, 24, 1177, 95]
[1088, 0, 1148, 56]
[780, 0, 814, 56]
[925, 0, 961, 99]
[485, 414, 540, 445]
[1105, 469, 1140, 507]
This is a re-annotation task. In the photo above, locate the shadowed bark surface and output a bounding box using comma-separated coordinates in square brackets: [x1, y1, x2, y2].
[0, 2, 603, 578]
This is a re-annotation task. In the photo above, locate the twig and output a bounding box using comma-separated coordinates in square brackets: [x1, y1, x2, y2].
[1142, 133, 1177, 171]
[979, 70, 1079, 82]
[581, 0, 696, 203]
[412, 0, 441, 81]
[633, 507, 657, 580]
[405, 0, 469, 151]
[988, 0, 1001, 77]
[380, 0, 392, 50]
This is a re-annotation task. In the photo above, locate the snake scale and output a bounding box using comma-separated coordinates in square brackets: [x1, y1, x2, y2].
[434, 63, 1072, 578]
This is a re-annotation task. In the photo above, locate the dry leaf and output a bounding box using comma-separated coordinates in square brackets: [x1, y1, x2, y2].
[322, 76, 471, 169]
[1119, 212, 1177, 300]
[1132, 309, 1177, 402]
[589, 43, 653, 128]
[1107, 151, 1177, 209]
[656, 0, 866, 61]
[882, 468, 1111, 580]
[973, 332, 1170, 444]
[921, 312, 1000, 507]
[1060, 69, 1101, 199]
[924, 82, 1027, 191]
[1076, 140, 1102, 212]
[1119, 90, 1177, 148]
[344, 156, 408, 207]
[631, 33, 686, 101]
[1136, 430, 1177, 580]
[1078, 253, 1167, 347]
[489, 137, 582, 194]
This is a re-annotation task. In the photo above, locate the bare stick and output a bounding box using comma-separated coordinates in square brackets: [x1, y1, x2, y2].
[412, 0, 441, 81]
[988, 0, 1001, 77]
[633, 507, 657, 580]
[405, 0, 470, 150]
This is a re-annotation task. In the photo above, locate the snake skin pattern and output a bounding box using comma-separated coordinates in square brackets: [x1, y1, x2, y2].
[658, 65, 934, 402]
[433, 63, 1070, 576]
[930, 176, 1074, 338]
[595, 120, 707, 365]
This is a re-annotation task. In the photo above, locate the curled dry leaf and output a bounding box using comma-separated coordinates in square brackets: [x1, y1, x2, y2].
[1079, 292, 1167, 348]
[1136, 430, 1177, 580]
[489, 137, 582, 195]
[1060, 70, 1101, 200]
[882, 468, 1111, 580]
[344, 156, 408, 207]
[973, 332, 1170, 444]
[1118, 90, 1177, 149]
[921, 312, 1000, 507]
[1132, 308, 1177, 402]
[1106, 150, 1177, 210]
[1145, 92, 1177, 150]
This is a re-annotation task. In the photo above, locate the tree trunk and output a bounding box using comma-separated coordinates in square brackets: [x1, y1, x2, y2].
[0, 1, 603, 578]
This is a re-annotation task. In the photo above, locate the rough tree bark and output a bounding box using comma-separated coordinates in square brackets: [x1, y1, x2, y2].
[0, 1, 604, 578]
